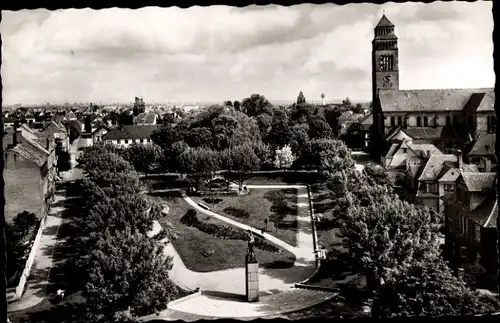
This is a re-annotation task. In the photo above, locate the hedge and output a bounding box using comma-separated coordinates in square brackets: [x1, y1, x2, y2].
[181, 209, 281, 253]
[223, 207, 250, 219]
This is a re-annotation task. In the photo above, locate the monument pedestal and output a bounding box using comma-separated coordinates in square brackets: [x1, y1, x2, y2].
[245, 255, 259, 302]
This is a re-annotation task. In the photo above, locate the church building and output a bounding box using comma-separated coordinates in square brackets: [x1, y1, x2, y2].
[370, 15, 496, 159]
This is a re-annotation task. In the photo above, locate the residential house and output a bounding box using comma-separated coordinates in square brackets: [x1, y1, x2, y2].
[412, 151, 477, 213]
[133, 112, 158, 125]
[3, 127, 58, 223]
[369, 15, 495, 158]
[382, 139, 441, 182]
[337, 111, 366, 136]
[464, 133, 497, 172]
[36, 121, 70, 151]
[92, 125, 110, 144]
[343, 114, 373, 151]
[102, 125, 157, 148]
[443, 172, 498, 273]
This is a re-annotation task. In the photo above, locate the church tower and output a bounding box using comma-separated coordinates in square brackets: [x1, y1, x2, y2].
[372, 14, 399, 104]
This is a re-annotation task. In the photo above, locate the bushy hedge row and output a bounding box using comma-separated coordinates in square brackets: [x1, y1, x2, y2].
[203, 197, 223, 205]
[223, 207, 250, 219]
[181, 209, 281, 253]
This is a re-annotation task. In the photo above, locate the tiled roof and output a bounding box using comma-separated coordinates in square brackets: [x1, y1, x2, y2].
[418, 154, 457, 181]
[465, 195, 497, 228]
[378, 88, 494, 112]
[463, 90, 495, 113]
[467, 134, 495, 156]
[402, 126, 464, 141]
[376, 14, 394, 27]
[8, 144, 48, 167]
[408, 143, 442, 158]
[66, 111, 77, 119]
[386, 127, 414, 143]
[133, 112, 157, 124]
[37, 121, 67, 139]
[461, 172, 496, 192]
[102, 125, 158, 140]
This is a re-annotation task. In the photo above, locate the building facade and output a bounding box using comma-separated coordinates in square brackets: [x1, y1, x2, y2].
[370, 15, 496, 159]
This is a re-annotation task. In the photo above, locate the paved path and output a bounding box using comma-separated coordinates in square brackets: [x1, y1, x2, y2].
[8, 195, 66, 312]
[7, 141, 81, 313]
[147, 184, 320, 319]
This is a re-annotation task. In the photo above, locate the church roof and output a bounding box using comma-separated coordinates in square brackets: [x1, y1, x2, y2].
[378, 88, 494, 113]
[376, 14, 394, 28]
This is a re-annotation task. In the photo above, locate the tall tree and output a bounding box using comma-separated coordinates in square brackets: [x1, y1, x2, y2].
[125, 143, 162, 177]
[241, 94, 274, 118]
[274, 145, 296, 170]
[223, 143, 260, 190]
[178, 148, 221, 190]
[84, 229, 177, 321]
[297, 91, 306, 105]
[308, 115, 332, 139]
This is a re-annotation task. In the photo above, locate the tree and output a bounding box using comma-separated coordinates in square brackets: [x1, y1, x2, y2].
[353, 103, 364, 114]
[223, 143, 260, 190]
[255, 114, 273, 139]
[372, 257, 500, 318]
[289, 123, 310, 156]
[274, 145, 296, 170]
[363, 163, 392, 187]
[300, 138, 352, 171]
[84, 229, 177, 321]
[308, 115, 332, 139]
[342, 97, 352, 108]
[118, 111, 134, 125]
[297, 91, 306, 105]
[224, 101, 233, 107]
[80, 152, 135, 178]
[81, 193, 158, 237]
[125, 143, 162, 177]
[241, 94, 274, 117]
[185, 127, 214, 149]
[266, 115, 291, 148]
[178, 148, 221, 190]
[13, 211, 38, 237]
[233, 101, 241, 112]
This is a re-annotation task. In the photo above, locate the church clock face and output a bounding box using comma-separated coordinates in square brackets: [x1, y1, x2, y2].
[383, 75, 391, 83]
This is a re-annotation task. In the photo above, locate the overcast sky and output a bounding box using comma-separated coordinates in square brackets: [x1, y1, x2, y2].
[1, 1, 494, 106]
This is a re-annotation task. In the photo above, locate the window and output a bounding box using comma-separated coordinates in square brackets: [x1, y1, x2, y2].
[444, 183, 455, 192]
[402, 148, 408, 153]
[117, 140, 121, 144]
[423, 116, 428, 127]
[487, 116, 497, 133]
[417, 116, 422, 127]
[427, 183, 438, 193]
[398, 116, 403, 126]
[140, 139, 145, 143]
[475, 224, 481, 242]
[446, 116, 451, 126]
[390, 117, 395, 127]
[124, 139, 129, 144]
[147, 139, 151, 143]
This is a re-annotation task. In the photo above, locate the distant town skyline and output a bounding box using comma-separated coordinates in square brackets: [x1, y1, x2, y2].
[1, 2, 494, 106]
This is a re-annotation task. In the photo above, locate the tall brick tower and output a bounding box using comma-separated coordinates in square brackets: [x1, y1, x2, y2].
[372, 14, 399, 105]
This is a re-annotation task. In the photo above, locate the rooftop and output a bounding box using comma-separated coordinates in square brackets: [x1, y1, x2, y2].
[461, 172, 497, 192]
[102, 125, 158, 140]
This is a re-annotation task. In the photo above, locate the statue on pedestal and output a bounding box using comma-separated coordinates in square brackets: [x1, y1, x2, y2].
[246, 230, 257, 263]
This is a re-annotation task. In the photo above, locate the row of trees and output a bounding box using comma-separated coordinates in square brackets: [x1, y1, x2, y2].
[74, 145, 178, 322]
[320, 142, 500, 317]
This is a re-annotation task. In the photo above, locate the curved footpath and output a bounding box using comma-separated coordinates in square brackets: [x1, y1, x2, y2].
[143, 185, 335, 320]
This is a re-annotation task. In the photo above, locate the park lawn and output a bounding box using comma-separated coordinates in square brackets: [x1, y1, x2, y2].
[191, 188, 299, 247]
[151, 191, 296, 273]
[243, 171, 325, 186]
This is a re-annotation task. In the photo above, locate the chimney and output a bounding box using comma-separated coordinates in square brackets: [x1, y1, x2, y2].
[13, 129, 22, 146]
[456, 149, 463, 170]
[46, 137, 51, 150]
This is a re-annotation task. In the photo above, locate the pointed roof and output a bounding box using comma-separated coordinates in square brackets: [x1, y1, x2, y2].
[376, 14, 394, 28]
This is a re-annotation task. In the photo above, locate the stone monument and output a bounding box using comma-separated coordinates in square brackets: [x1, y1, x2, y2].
[245, 230, 259, 302]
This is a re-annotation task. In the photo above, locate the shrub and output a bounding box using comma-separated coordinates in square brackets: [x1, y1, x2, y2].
[180, 210, 281, 253]
[223, 207, 251, 219]
[203, 197, 223, 205]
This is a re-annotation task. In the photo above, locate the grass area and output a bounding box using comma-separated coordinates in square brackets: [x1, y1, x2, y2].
[151, 191, 296, 272]
[190, 188, 299, 247]
[241, 171, 325, 186]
